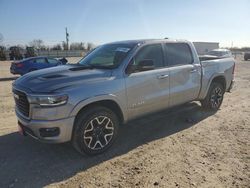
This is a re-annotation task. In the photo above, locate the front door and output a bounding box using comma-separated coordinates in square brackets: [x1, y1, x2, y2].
[125, 44, 170, 119]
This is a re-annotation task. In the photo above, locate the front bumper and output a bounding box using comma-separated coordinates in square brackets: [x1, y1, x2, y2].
[17, 110, 75, 143]
[10, 68, 16, 74]
[10, 67, 20, 75]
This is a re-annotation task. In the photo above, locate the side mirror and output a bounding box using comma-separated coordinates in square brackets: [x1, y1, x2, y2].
[137, 59, 154, 71]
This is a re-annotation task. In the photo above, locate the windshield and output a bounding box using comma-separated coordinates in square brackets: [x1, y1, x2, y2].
[78, 43, 136, 68]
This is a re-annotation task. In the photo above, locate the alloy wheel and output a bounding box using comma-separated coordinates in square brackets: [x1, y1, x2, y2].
[210, 86, 223, 109]
[83, 116, 114, 150]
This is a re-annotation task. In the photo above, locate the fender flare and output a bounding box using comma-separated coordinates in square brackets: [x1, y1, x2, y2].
[202, 73, 226, 99]
[69, 94, 128, 123]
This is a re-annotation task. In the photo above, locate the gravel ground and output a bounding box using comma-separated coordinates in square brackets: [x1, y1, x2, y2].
[0, 57, 249, 188]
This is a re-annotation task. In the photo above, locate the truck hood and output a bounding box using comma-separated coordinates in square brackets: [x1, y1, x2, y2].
[14, 65, 113, 93]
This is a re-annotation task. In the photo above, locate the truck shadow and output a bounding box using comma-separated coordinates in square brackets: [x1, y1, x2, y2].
[0, 102, 216, 187]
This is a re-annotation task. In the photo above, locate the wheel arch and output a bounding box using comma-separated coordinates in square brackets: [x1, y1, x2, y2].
[70, 96, 127, 126]
[71, 98, 123, 155]
[210, 75, 226, 90]
[201, 74, 227, 99]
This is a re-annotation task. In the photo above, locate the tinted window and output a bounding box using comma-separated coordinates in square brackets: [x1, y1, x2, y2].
[165, 43, 193, 66]
[134, 44, 164, 69]
[47, 58, 59, 65]
[35, 58, 47, 64]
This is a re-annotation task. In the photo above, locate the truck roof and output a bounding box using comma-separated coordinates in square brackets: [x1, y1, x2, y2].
[107, 38, 190, 45]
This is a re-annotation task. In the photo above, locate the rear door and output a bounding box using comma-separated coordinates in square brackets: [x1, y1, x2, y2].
[125, 43, 170, 119]
[164, 43, 201, 106]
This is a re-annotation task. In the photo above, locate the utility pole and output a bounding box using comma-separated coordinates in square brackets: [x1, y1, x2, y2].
[65, 27, 69, 50]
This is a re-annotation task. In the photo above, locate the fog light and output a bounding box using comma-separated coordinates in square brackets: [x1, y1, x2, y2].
[39, 127, 60, 137]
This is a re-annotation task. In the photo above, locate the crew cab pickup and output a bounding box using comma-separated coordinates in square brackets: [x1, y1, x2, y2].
[12, 39, 235, 155]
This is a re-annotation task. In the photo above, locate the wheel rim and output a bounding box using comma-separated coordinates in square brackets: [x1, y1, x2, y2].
[210, 86, 223, 109]
[83, 116, 114, 150]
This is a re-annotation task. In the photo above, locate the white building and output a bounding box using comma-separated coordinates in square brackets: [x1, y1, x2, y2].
[193, 42, 219, 55]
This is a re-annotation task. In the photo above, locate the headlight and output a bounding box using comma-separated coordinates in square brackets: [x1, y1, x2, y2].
[30, 94, 68, 107]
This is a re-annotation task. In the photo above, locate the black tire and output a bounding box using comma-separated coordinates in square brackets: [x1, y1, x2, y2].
[72, 106, 119, 155]
[201, 82, 225, 110]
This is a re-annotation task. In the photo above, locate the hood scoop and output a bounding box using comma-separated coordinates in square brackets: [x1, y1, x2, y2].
[41, 74, 67, 79]
[69, 66, 94, 71]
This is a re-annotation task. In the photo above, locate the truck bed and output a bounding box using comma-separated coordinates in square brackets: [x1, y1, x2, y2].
[198, 57, 235, 99]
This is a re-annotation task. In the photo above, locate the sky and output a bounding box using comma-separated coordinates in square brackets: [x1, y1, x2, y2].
[0, 0, 250, 48]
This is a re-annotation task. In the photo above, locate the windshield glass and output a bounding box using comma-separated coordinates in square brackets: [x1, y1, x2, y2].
[78, 43, 136, 68]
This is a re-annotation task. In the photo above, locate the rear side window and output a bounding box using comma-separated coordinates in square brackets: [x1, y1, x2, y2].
[47, 58, 59, 65]
[134, 44, 164, 68]
[165, 43, 193, 66]
[34, 58, 47, 64]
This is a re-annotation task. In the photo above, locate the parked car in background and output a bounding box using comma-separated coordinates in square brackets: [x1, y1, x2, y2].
[13, 39, 235, 155]
[244, 52, 250, 61]
[10, 56, 66, 75]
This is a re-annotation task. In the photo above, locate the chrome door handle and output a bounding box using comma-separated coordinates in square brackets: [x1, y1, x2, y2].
[157, 74, 169, 79]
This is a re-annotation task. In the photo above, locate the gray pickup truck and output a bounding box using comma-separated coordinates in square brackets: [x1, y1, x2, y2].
[13, 39, 235, 155]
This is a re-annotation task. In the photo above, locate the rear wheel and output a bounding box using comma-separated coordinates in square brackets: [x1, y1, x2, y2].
[72, 106, 119, 155]
[201, 82, 225, 110]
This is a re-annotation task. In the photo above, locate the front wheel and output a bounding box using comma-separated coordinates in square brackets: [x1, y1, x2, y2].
[201, 82, 225, 110]
[72, 106, 119, 155]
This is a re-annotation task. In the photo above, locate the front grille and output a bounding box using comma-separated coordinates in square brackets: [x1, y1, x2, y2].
[13, 89, 30, 118]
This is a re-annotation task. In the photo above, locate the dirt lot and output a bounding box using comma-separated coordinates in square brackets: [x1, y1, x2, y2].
[0, 57, 249, 188]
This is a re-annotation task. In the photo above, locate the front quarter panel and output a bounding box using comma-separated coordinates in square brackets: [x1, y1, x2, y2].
[68, 76, 128, 122]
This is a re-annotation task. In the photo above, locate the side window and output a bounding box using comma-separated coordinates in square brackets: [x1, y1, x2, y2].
[34, 58, 47, 64]
[47, 58, 59, 65]
[165, 43, 193, 66]
[132, 44, 164, 71]
[135, 44, 164, 68]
